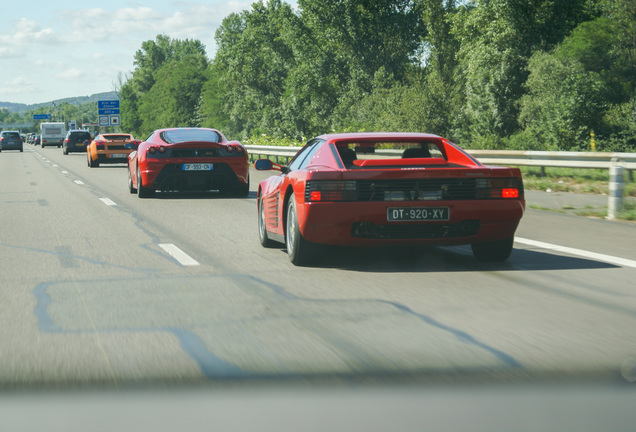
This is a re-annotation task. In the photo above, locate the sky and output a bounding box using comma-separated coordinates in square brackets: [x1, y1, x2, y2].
[0, 0, 281, 106]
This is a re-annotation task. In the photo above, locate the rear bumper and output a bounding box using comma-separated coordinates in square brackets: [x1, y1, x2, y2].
[66, 145, 87, 153]
[141, 160, 249, 192]
[94, 150, 133, 164]
[0, 144, 22, 150]
[299, 199, 525, 246]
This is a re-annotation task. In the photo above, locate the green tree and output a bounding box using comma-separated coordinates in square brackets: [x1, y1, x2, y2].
[197, 66, 230, 132]
[137, 56, 209, 136]
[454, 0, 599, 142]
[122, 35, 209, 136]
[120, 82, 142, 136]
[519, 52, 606, 150]
[213, 1, 296, 136]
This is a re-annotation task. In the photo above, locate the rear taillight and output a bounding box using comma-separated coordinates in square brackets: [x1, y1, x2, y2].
[95, 140, 105, 150]
[226, 144, 245, 154]
[305, 181, 357, 202]
[147, 146, 166, 156]
[476, 178, 523, 199]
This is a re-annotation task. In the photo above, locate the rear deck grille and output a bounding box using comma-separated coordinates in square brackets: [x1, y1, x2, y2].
[356, 179, 477, 201]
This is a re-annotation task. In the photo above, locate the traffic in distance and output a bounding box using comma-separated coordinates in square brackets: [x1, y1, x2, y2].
[20, 127, 525, 266]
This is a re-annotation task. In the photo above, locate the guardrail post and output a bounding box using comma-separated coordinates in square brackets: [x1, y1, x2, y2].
[608, 158, 624, 220]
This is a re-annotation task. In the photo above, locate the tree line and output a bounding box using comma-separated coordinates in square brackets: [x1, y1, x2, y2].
[119, 0, 635, 152]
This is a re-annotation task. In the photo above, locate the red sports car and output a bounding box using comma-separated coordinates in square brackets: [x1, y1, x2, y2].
[128, 127, 249, 198]
[255, 132, 525, 265]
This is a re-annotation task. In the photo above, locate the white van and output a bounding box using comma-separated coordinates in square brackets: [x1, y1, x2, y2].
[40, 122, 66, 148]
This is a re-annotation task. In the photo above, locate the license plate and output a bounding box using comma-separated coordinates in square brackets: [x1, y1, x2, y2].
[110, 154, 127, 158]
[183, 163, 213, 171]
[387, 207, 449, 221]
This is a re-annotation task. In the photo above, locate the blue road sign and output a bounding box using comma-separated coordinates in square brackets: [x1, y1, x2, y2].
[98, 100, 119, 109]
[98, 109, 120, 115]
[33, 114, 51, 120]
[98, 100, 120, 115]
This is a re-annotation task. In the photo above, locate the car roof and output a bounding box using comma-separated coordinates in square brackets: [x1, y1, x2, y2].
[315, 132, 444, 143]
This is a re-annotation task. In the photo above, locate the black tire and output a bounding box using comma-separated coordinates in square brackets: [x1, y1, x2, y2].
[258, 196, 277, 248]
[128, 168, 137, 194]
[41, 143, 44, 148]
[137, 166, 154, 198]
[233, 180, 250, 197]
[286, 198, 321, 266]
[471, 237, 514, 262]
[63, 146, 68, 155]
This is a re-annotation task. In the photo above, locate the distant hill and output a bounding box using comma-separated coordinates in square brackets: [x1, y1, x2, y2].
[0, 91, 119, 113]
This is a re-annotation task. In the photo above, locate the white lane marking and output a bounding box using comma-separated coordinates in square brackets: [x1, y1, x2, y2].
[516, 237, 636, 269]
[159, 243, 200, 266]
[99, 198, 117, 206]
[61, 170, 68, 174]
[73, 180, 84, 185]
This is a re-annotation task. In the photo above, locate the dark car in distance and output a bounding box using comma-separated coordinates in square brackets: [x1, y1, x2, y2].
[0, 131, 24, 152]
[63, 130, 92, 155]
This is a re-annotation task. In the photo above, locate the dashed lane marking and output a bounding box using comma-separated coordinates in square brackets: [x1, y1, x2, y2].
[158, 243, 200, 266]
[99, 198, 117, 206]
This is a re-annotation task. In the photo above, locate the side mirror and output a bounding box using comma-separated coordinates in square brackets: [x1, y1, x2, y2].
[254, 159, 290, 173]
[254, 159, 273, 170]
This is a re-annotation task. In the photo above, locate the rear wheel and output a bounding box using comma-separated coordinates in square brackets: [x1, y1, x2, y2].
[128, 167, 137, 194]
[233, 179, 250, 197]
[286, 198, 321, 266]
[258, 196, 277, 248]
[137, 166, 154, 198]
[471, 237, 514, 262]
[63, 146, 68, 155]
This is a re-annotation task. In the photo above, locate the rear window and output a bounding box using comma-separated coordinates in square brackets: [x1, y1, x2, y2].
[160, 129, 221, 144]
[2, 132, 21, 139]
[70, 132, 91, 141]
[337, 141, 446, 161]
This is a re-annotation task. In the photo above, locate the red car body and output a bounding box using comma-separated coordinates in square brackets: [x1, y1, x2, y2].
[127, 128, 249, 198]
[255, 132, 525, 265]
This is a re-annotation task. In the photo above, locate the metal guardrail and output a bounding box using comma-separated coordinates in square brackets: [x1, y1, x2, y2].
[245, 145, 636, 170]
[245, 145, 634, 214]
[466, 150, 636, 171]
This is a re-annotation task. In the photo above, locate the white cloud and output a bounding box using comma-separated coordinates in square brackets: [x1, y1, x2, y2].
[56, 68, 86, 80]
[0, 47, 22, 59]
[0, 77, 38, 95]
[0, 1, 258, 104]
[0, 18, 59, 47]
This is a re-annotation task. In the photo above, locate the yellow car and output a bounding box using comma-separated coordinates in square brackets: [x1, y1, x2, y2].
[87, 133, 140, 168]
